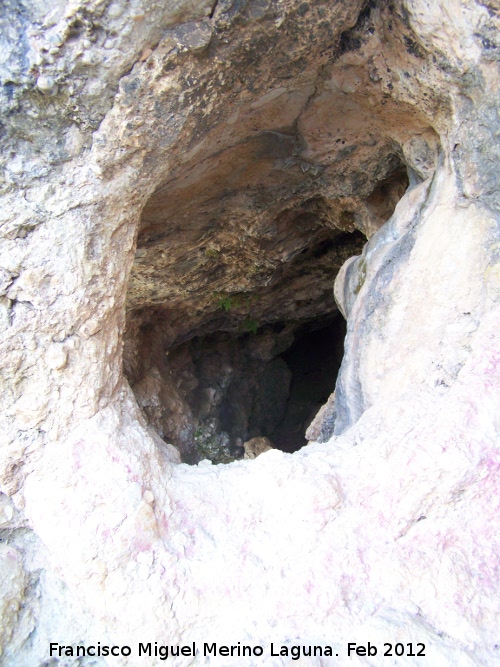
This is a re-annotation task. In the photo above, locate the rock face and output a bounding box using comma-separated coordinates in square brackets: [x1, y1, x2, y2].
[1, 0, 500, 665]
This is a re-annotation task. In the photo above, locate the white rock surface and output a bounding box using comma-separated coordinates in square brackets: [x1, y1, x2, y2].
[0, 544, 27, 654]
[0, 0, 499, 665]
[22, 165, 500, 665]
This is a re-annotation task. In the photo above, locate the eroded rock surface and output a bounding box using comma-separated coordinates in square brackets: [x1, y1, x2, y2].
[0, 0, 499, 665]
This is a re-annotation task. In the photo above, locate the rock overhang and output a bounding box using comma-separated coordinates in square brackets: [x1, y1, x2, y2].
[118, 0, 444, 464]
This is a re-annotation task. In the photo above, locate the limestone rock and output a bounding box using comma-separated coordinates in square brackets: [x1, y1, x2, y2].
[305, 391, 337, 444]
[333, 167, 499, 435]
[0, 0, 499, 664]
[0, 545, 26, 654]
[0, 493, 15, 529]
[243, 436, 275, 459]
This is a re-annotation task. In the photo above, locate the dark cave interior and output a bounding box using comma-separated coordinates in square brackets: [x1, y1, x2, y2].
[216, 314, 347, 457]
[276, 317, 346, 452]
[126, 304, 350, 464]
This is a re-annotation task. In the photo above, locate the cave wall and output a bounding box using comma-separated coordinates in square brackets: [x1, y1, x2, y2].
[0, 0, 499, 665]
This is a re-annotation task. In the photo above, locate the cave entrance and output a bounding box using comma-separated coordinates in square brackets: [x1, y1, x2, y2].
[124, 218, 369, 464]
[123, 134, 409, 463]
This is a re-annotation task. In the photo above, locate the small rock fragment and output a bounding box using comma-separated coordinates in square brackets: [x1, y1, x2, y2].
[36, 75, 58, 96]
[243, 436, 275, 459]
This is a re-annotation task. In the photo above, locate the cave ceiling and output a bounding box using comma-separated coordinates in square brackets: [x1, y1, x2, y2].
[123, 0, 440, 347]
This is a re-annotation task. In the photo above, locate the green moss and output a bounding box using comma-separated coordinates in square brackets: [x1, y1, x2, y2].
[218, 296, 233, 311]
[193, 424, 236, 464]
[242, 317, 259, 334]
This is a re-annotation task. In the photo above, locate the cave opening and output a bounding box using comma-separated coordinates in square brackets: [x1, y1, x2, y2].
[120, 52, 419, 464]
[123, 219, 368, 463]
[123, 161, 410, 464]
